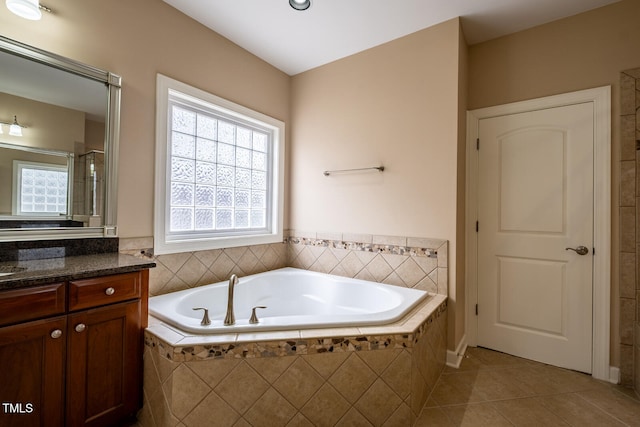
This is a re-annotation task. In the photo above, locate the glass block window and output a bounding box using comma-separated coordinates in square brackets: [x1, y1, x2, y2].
[155, 74, 285, 254]
[168, 105, 271, 232]
[14, 162, 68, 215]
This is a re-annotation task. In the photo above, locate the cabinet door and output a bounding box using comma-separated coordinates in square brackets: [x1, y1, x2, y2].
[0, 316, 66, 427]
[66, 300, 142, 427]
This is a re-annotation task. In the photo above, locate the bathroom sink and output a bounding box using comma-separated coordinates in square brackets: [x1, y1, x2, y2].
[0, 265, 27, 276]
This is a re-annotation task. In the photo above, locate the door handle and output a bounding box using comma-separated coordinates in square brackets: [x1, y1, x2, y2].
[565, 246, 589, 255]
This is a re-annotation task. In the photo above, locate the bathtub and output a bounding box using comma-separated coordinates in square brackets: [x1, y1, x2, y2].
[148, 267, 429, 334]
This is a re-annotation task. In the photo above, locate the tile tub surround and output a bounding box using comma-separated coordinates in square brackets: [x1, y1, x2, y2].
[141, 295, 447, 426]
[287, 233, 448, 296]
[619, 68, 640, 390]
[118, 233, 448, 298]
[119, 239, 289, 296]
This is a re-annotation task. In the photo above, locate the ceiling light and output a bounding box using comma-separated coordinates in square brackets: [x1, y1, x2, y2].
[5, 0, 46, 20]
[0, 124, 3, 134]
[289, 0, 311, 11]
[9, 116, 23, 136]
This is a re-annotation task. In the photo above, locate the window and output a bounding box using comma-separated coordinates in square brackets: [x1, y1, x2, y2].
[13, 161, 68, 216]
[154, 74, 285, 254]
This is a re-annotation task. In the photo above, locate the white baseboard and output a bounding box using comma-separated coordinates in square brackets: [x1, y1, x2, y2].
[608, 366, 620, 384]
[446, 335, 467, 369]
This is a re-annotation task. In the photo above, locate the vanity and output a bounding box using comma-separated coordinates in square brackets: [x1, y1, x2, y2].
[0, 248, 155, 427]
[0, 36, 153, 426]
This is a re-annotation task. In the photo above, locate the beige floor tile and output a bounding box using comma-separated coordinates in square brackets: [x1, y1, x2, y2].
[577, 387, 640, 426]
[420, 348, 640, 427]
[431, 367, 534, 406]
[501, 364, 607, 397]
[441, 403, 514, 427]
[414, 407, 455, 427]
[463, 347, 536, 369]
[429, 372, 482, 406]
[491, 397, 569, 426]
[468, 369, 534, 401]
[538, 393, 627, 426]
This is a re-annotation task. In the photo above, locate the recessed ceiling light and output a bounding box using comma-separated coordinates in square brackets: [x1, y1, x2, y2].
[289, 0, 311, 11]
[6, 0, 41, 20]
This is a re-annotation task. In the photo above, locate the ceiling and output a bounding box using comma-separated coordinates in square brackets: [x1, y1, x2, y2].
[163, 0, 621, 76]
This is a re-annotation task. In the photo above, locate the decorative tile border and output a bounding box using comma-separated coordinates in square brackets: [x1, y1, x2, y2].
[144, 296, 447, 362]
[285, 236, 439, 258]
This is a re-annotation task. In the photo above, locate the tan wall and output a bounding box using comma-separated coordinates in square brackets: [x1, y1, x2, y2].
[84, 119, 105, 153]
[0, 92, 84, 152]
[290, 18, 465, 350]
[455, 25, 469, 354]
[467, 0, 640, 367]
[0, 0, 290, 238]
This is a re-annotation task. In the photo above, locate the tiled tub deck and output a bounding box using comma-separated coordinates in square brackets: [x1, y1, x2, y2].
[140, 294, 447, 427]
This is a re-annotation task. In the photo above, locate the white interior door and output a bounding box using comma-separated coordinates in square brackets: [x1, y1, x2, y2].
[477, 102, 594, 373]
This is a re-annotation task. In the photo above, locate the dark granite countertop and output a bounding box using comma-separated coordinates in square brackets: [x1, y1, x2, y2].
[0, 253, 156, 291]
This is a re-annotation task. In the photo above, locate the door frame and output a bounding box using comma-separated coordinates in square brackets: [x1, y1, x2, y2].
[465, 86, 611, 381]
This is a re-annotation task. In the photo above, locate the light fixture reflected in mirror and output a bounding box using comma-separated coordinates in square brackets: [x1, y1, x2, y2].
[289, 0, 311, 11]
[0, 116, 26, 136]
[9, 116, 23, 136]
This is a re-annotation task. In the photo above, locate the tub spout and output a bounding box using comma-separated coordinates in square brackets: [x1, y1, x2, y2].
[224, 274, 238, 325]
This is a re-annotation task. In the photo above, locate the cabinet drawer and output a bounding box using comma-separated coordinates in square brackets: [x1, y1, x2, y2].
[0, 283, 66, 327]
[69, 272, 141, 311]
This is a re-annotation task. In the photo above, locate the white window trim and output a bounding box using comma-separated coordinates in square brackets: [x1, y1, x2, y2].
[154, 74, 285, 255]
[12, 160, 70, 217]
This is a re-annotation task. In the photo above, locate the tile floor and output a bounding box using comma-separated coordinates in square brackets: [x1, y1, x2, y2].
[415, 347, 640, 426]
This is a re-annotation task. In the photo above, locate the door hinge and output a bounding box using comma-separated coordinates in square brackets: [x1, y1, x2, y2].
[475, 304, 478, 316]
[476, 138, 480, 150]
[593, 247, 596, 255]
[475, 221, 479, 232]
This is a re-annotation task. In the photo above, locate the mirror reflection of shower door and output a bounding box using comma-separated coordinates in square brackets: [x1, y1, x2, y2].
[80, 150, 104, 223]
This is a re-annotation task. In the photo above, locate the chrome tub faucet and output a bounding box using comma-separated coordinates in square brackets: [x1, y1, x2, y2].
[224, 274, 238, 325]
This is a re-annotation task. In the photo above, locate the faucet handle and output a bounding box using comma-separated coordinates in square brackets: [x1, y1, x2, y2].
[193, 307, 211, 326]
[249, 306, 267, 324]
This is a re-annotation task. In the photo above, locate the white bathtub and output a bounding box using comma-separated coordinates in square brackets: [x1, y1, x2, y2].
[149, 267, 429, 334]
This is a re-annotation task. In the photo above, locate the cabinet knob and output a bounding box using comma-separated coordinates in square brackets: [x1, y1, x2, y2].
[50, 329, 63, 339]
[75, 323, 86, 333]
[105, 287, 115, 296]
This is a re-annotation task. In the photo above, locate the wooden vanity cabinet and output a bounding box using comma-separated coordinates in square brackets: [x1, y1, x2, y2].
[0, 269, 149, 427]
[0, 316, 67, 427]
[67, 299, 142, 427]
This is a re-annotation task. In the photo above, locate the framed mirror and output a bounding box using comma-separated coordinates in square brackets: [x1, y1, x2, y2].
[0, 35, 121, 241]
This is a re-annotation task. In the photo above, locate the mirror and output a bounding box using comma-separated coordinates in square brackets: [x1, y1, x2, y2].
[0, 36, 121, 240]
